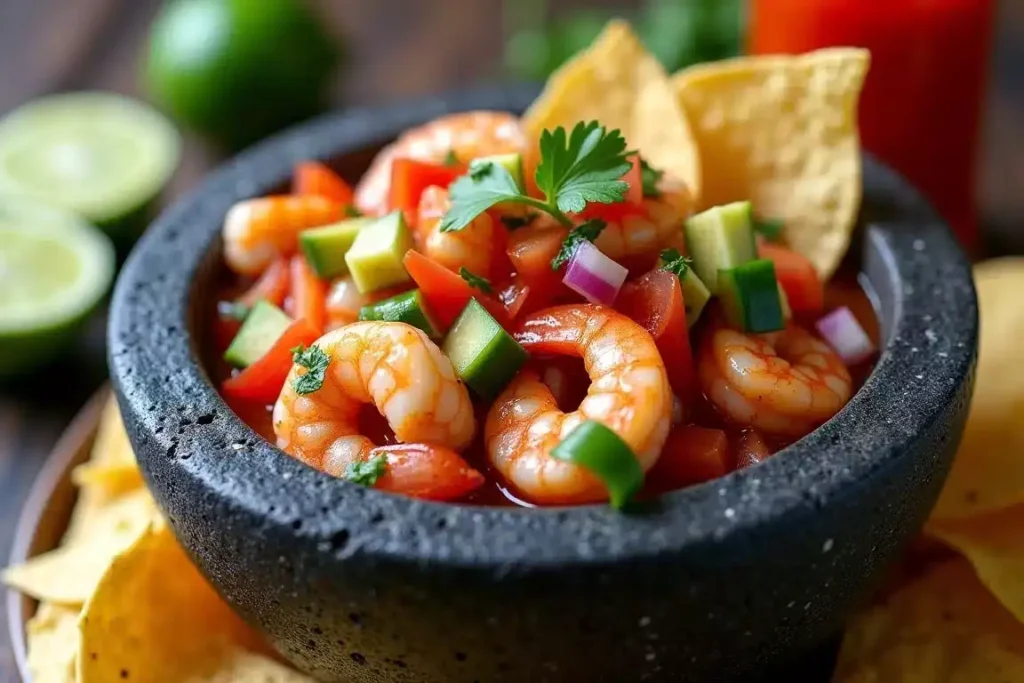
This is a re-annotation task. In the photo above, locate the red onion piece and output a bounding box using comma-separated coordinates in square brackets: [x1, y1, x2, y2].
[562, 240, 627, 306]
[816, 306, 875, 365]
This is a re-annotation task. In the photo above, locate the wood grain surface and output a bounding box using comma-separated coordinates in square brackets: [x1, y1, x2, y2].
[0, 0, 1022, 681]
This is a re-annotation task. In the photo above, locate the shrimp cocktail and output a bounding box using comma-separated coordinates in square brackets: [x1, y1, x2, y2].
[211, 23, 876, 509]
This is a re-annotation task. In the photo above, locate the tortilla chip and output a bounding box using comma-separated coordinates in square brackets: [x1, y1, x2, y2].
[523, 19, 701, 200]
[932, 258, 1024, 520]
[673, 49, 869, 278]
[928, 504, 1024, 623]
[833, 560, 1024, 682]
[25, 602, 79, 683]
[2, 489, 156, 605]
[194, 650, 319, 683]
[90, 395, 137, 469]
[72, 460, 145, 498]
[78, 523, 273, 683]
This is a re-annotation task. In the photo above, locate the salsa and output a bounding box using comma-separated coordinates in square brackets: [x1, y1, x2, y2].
[208, 110, 880, 509]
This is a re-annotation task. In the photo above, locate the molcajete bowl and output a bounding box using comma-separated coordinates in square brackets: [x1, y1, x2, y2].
[108, 86, 977, 683]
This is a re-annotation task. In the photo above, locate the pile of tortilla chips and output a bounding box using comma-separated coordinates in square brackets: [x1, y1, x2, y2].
[3, 398, 317, 683]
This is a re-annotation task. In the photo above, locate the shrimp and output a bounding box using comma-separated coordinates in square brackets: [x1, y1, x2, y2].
[224, 195, 344, 276]
[591, 184, 694, 261]
[274, 322, 481, 500]
[485, 305, 672, 505]
[355, 111, 526, 216]
[324, 276, 404, 331]
[415, 185, 495, 275]
[698, 324, 853, 438]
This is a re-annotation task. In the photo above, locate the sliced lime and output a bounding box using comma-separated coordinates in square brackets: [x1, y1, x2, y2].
[0, 195, 115, 377]
[0, 92, 180, 243]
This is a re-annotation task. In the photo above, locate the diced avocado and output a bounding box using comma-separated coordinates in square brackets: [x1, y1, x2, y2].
[358, 289, 442, 339]
[299, 217, 372, 278]
[476, 153, 525, 191]
[684, 201, 757, 294]
[344, 211, 414, 294]
[442, 299, 529, 400]
[718, 259, 784, 334]
[223, 300, 292, 368]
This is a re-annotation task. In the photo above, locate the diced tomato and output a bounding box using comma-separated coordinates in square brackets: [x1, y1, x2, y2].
[505, 222, 568, 313]
[221, 319, 321, 404]
[237, 256, 290, 309]
[289, 254, 327, 334]
[646, 425, 731, 493]
[734, 429, 772, 470]
[293, 161, 354, 205]
[371, 443, 485, 501]
[617, 270, 696, 400]
[389, 159, 464, 214]
[403, 250, 509, 329]
[758, 242, 824, 315]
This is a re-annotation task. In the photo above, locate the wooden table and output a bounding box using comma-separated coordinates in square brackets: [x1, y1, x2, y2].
[1, 0, 1023, 680]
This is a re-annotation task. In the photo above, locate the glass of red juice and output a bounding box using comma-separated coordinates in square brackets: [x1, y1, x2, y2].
[748, 0, 995, 252]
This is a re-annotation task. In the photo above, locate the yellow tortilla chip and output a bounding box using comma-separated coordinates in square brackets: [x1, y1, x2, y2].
[72, 460, 145, 498]
[673, 49, 869, 278]
[3, 489, 156, 604]
[928, 504, 1024, 622]
[78, 523, 273, 683]
[192, 650, 320, 683]
[833, 560, 1024, 682]
[25, 602, 79, 683]
[932, 258, 1024, 520]
[90, 395, 137, 469]
[523, 19, 701, 200]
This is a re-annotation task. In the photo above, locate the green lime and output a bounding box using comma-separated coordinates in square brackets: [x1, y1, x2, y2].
[0, 196, 115, 378]
[0, 92, 181, 246]
[144, 0, 340, 149]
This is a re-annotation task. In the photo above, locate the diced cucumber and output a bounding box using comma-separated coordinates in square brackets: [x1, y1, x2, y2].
[442, 299, 528, 400]
[684, 201, 757, 294]
[659, 251, 712, 328]
[551, 420, 643, 509]
[475, 153, 525, 191]
[299, 217, 372, 278]
[223, 300, 292, 367]
[344, 211, 414, 294]
[718, 259, 784, 334]
[358, 289, 442, 339]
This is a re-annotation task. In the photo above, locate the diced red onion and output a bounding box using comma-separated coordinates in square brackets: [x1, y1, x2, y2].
[562, 240, 627, 306]
[816, 306, 875, 365]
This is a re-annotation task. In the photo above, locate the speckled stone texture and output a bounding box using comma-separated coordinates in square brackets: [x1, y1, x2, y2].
[108, 87, 977, 683]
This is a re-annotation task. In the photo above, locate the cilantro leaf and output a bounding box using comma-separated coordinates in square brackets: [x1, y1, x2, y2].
[659, 248, 692, 279]
[218, 300, 250, 322]
[551, 219, 607, 270]
[536, 122, 631, 214]
[459, 267, 493, 294]
[500, 211, 538, 230]
[754, 216, 784, 242]
[291, 344, 330, 395]
[344, 205, 363, 218]
[344, 455, 388, 486]
[440, 161, 525, 232]
[640, 159, 664, 198]
[443, 149, 459, 167]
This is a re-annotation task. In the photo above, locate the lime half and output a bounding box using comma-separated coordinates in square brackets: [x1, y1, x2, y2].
[0, 195, 115, 377]
[0, 92, 180, 243]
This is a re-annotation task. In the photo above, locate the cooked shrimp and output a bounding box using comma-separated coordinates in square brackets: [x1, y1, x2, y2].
[485, 305, 672, 505]
[324, 276, 404, 331]
[416, 185, 495, 275]
[699, 324, 853, 438]
[224, 195, 344, 276]
[592, 192, 692, 261]
[274, 322, 479, 499]
[355, 111, 526, 216]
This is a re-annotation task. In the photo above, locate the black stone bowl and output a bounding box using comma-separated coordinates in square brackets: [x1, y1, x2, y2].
[109, 86, 977, 683]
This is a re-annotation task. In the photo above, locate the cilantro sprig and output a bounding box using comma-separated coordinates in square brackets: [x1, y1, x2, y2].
[640, 159, 664, 198]
[551, 219, 606, 270]
[440, 121, 631, 233]
[459, 267, 493, 294]
[291, 344, 330, 395]
[754, 216, 784, 242]
[659, 248, 692, 279]
[344, 455, 387, 486]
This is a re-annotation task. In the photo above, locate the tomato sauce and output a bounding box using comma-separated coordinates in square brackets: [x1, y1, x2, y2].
[209, 267, 879, 507]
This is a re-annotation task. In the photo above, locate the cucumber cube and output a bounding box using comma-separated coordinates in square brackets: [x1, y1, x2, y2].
[299, 217, 372, 278]
[223, 300, 292, 368]
[442, 299, 528, 400]
[344, 211, 413, 294]
[684, 201, 757, 294]
[718, 259, 784, 334]
[358, 289, 442, 339]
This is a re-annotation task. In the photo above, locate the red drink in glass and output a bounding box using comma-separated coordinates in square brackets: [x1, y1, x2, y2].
[749, 0, 995, 251]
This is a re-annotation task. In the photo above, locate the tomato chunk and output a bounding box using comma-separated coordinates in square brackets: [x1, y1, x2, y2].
[403, 250, 509, 329]
[288, 254, 327, 334]
[646, 425, 731, 493]
[758, 242, 824, 315]
[734, 429, 772, 470]
[505, 223, 568, 314]
[238, 256, 290, 309]
[617, 270, 696, 400]
[221, 319, 321, 404]
[370, 443, 485, 501]
[389, 159, 464, 214]
[293, 161, 354, 205]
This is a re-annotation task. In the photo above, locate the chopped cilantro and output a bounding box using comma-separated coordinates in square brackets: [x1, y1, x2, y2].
[500, 211, 538, 230]
[440, 121, 630, 233]
[640, 158, 664, 198]
[459, 267, 493, 294]
[551, 219, 607, 270]
[344, 205, 363, 218]
[754, 216, 784, 242]
[218, 300, 251, 322]
[344, 455, 388, 486]
[659, 248, 693, 279]
[290, 344, 330, 395]
[443, 149, 460, 167]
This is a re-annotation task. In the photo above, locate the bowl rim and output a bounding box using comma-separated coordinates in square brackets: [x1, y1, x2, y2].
[109, 85, 977, 569]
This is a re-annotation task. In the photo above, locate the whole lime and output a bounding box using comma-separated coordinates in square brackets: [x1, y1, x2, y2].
[144, 0, 340, 149]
